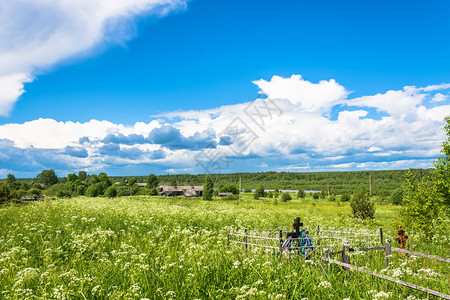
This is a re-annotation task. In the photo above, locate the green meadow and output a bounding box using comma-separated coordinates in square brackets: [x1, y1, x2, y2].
[0, 194, 448, 299]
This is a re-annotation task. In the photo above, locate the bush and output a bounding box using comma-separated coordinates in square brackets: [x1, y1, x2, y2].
[281, 192, 292, 202]
[312, 192, 319, 199]
[57, 190, 71, 198]
[350, 190, 375, 220]
[149, 188, 158, 196]
[28, 188, 42, 197]
[297, 190, 306, 199]
[328, 195, 336, 202]
[117, 186, 129, 197]
[222, 194, 239, 200]
[104, 186, 117, 198]
[340, 193, 351, 202]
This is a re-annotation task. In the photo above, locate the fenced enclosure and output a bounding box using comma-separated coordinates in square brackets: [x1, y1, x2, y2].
[228, 218, 450, 299]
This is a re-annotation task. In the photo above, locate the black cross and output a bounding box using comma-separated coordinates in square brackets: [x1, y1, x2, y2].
[293, 217, 303, 234]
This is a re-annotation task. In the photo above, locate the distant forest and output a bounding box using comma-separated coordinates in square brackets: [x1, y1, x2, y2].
[110, 169, 431, 197]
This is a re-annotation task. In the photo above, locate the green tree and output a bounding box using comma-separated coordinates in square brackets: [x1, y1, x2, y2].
[312, 192, 319, 199]
[6, 174, 15, 184]
[350, 189, 375, 220]
[0, 181, 10, 202]
[401, 170, 441, 236]
[36, 169, 58, 188]
[434, 115, 450, 213]
[86, 184, 101, 197]
[78, 171, 87, 181]
[98, 173, 110, 184]
[297, 190, 306, 199]
[128, 177, 137, 196]
[147, 174, 159, 188]
[253, 186, 266, 199]
[203, 175, 213, 200]
[104, 186, 117, 198]
[66, 173, 77, 182]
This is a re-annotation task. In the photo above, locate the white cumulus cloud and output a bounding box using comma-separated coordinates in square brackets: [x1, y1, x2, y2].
[0, 0, 188, 116]
[0, 75, 449, 176]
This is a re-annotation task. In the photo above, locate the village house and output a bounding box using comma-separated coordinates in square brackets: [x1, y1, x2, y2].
[158, 185, 203, 197]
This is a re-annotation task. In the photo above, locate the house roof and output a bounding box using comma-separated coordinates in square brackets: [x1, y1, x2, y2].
[158, 185, 203, 192]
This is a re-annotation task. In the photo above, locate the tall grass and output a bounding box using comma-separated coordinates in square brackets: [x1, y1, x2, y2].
[0, 195, 448, 299]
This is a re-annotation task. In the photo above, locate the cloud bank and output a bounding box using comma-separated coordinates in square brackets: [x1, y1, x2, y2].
[0, 75, 449, 177]
[0, 0, 188, 116]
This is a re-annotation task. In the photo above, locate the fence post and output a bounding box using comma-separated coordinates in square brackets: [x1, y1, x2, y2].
[379, 228, 383, 245]
[322, 248, 328, 270]
[342, 239, 350, 265]
[279, 230, 283, 253]
[385, 238, 391, 267]
[244, 227, 248, 251]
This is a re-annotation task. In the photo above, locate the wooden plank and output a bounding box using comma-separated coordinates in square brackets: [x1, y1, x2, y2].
[391, 247, 450, 263]
[329, 259, 450, 299]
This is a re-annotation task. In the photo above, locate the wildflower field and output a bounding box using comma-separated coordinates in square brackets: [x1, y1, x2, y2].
[0, 195, 448, 299]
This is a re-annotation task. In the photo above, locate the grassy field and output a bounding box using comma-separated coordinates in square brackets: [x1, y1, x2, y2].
[0, 194, 448, 299]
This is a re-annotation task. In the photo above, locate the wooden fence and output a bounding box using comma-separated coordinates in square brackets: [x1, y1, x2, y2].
[228, 227, 449, 299]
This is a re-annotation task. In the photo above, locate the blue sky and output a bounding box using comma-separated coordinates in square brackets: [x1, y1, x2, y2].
[0, 0, 450, 177]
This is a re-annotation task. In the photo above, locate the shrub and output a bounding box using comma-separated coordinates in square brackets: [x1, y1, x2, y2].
[28, 188, 42, 197]
[350, 189, 375, 220]
[297, 190, 306, 199]
[340, 193, 351, 202]
[117, 186, 129, 197]
[148, 188, 158, 196]
[57, 190, 71, 198]
[281, 192, 292, 202]
[312, 192, 319, 199]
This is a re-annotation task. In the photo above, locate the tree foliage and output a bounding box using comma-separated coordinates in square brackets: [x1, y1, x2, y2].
[434, 115, 450, 213]
[0, 181, 10, 202]
[350, 189, 375, 220]
[297, 190, 306, 199]
[390, 188, 403, 205]
[105, 186, 117, 198]
[36, 169, 58, 188]
[6, 174, 15, 184]
[253, 186, 266, 199]
[146, 174, 159, 188]
[203, 175, 213, 200]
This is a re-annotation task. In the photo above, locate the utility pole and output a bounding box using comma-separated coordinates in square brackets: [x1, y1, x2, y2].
[239, 176, 242, 201]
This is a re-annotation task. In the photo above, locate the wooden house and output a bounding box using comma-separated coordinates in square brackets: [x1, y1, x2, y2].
[158, 185, 203, 197]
